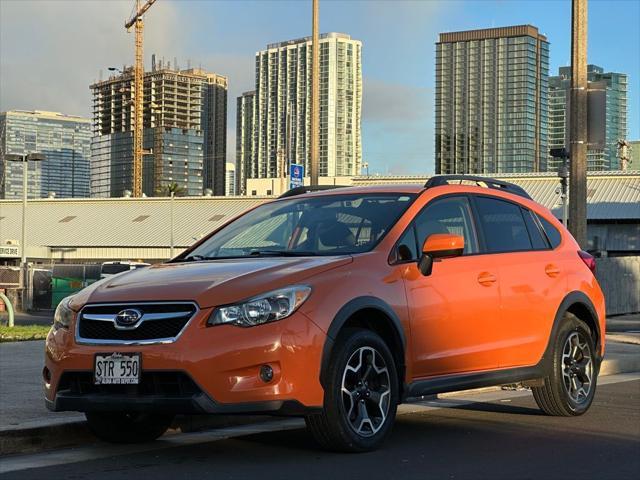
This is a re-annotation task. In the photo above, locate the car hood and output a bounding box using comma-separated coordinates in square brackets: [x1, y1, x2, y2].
[69, 256, 353, 310]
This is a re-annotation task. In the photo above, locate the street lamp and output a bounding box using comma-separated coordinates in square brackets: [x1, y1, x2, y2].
[5, 152, 45, 310]
[550, 148, 569, 227]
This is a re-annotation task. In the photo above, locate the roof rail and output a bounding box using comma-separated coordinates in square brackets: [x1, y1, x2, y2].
[424, 175, 532, 200]
[277, 185, 349, 199]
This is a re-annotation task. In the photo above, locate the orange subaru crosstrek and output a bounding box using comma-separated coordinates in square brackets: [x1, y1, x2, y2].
[44, 176, 605, 452]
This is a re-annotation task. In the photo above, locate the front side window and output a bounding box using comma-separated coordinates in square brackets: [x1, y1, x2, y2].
[474, 196, 532, 253]
[414, 197, 479, 255]
[182, 193, 416, 259]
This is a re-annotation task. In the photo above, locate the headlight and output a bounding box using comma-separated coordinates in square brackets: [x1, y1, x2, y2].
[53, 296, 75, 330]
[208, 285, 311, 328]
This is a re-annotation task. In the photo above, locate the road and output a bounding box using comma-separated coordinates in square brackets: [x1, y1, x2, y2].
[2, 376, 638, 479]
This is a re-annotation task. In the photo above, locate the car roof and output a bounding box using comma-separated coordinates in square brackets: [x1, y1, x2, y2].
[276, 183, 533, 204]
[278, 184, 425, 197]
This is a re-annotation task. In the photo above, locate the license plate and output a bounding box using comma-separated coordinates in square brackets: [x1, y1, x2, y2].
[94, 353, 141, 385]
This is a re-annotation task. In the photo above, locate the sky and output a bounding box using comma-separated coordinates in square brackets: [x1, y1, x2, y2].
[1, 0, 638, 175]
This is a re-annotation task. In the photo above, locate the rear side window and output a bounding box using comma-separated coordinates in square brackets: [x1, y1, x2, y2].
[474, 197, 532, 253]
[537, 215, 563, 249]
[521, 208, 549, 250]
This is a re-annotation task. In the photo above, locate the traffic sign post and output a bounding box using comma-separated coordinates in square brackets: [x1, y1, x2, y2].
[290, 164, 304, 189]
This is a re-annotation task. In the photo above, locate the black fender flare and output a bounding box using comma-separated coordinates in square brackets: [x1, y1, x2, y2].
[538, 290, 602, 373]
[319, 296, 407, 389]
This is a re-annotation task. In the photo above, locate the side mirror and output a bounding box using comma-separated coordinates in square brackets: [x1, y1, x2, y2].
[418, 234, 465, 276]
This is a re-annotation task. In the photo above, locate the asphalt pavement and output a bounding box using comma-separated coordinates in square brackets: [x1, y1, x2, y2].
[2, 376, 638, 479]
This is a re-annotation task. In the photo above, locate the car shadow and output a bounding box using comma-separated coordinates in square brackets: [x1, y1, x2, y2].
[446, 401, 544, 416]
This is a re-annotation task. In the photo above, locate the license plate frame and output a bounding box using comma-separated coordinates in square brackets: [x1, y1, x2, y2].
[94, 352, 141, 385]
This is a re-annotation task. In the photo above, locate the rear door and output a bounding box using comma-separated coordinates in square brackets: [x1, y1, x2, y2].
[400, 196, 503, 378]
[471, 196, 566, 368]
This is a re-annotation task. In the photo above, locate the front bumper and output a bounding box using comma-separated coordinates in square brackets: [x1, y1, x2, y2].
[44, 308, 327, 415]
[46, 387, 318, 416]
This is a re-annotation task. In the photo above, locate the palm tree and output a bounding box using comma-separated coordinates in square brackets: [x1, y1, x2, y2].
[156, 182, 186, 197]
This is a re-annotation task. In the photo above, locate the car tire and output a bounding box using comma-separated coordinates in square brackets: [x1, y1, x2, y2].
[533, 313, 598, 416]
[306, 328, 399, 452]
[85, 412, 174, 443]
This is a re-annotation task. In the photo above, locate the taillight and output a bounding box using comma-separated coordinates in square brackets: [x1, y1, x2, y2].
[578, 250, 596, 274]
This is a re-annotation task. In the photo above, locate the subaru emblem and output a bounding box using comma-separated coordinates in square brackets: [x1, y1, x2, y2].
[115, 309, 142, 327]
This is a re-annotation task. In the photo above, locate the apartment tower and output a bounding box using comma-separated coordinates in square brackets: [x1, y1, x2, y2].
[245, 33, 362, 188]
[236, 91, 255, 195]
[435, 25, 549, 174]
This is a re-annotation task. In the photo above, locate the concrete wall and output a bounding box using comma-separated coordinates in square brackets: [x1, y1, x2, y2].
[596, 256, 640, 315]
[245, 176, 354, 196]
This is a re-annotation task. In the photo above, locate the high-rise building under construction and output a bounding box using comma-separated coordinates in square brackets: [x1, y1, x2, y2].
[90, 60, 227, 197]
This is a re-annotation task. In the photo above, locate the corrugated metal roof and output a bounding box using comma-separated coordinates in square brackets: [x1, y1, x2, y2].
[0, 172, 638, 251]
[0, 196, 268, 248]
[353, 171, 640, 220]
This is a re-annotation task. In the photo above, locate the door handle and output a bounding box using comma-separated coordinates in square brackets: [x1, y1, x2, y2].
[545, 264, 561, 277]
[477, 272, 497, 286]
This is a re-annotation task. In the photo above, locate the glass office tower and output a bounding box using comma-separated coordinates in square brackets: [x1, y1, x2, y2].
[0, 110, 91, 199]
[548, 65, 628, 171]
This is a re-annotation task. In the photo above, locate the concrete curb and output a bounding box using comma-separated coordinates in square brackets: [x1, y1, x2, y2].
[605, 333, 640, 346]
[0, 414, 274, 457]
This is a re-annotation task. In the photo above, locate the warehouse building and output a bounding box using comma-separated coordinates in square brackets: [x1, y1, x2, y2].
[0, 171, 637, 264]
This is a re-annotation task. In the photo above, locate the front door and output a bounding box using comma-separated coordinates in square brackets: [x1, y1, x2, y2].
[400, 196, 502, 378]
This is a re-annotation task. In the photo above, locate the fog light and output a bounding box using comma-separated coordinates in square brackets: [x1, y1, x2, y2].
[259, 364, 274, 383]
[43, 366, 51, 384]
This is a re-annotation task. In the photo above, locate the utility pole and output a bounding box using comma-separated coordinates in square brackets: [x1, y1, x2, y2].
[169, 191, 175, 258]
[568, 0, 588, 247]
[310, 0, 320, 186]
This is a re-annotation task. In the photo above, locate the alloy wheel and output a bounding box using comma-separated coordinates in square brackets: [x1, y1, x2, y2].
[341, 346, 391, 437]
[562, 331, 594, 404]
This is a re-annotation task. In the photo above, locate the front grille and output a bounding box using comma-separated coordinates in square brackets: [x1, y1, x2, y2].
[77, 302, 197, 344]
[58, 371, 201, 397]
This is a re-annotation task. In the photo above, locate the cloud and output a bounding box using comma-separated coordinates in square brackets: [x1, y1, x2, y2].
[362, 78, 434, 174]
[363, 79, 432, 123]
[0, 0, 180, 116]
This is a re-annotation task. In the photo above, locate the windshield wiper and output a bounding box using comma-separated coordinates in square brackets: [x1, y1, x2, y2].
[176, 255, 217, 262]
[248, 250, 318, 257]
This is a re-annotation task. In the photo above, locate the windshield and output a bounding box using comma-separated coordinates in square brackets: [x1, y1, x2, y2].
[182, 193, 415, 259]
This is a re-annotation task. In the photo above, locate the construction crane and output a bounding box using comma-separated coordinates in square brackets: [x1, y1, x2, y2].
[125, 0, 157, 197]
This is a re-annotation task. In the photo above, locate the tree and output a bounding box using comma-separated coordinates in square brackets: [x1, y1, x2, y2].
[156, 182, 186, 197]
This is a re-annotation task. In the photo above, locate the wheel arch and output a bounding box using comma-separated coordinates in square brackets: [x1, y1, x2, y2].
[319, 297, 407, 397]
[542, 291, 602, 370]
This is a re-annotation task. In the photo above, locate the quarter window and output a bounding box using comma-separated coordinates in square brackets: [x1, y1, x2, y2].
[537, 214, 562, 249]
[474, 197, 532, 253]
[394, 225, 418, 262]
[414, 197, 479, 255]
[522, 208, 549, 250]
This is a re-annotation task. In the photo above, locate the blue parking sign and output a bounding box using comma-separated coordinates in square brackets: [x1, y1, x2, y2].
[290, 163, 304, 189]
